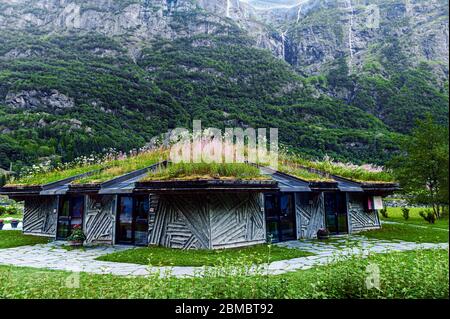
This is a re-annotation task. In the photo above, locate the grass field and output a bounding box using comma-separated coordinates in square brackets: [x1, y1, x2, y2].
[0, 231, 50, 249]
[362, 223, 448, 243]
[381, 207, 449, 229]
[96, 244, 313, 266]
[1, 249, 447, 299]
[359, 207, 449, 243]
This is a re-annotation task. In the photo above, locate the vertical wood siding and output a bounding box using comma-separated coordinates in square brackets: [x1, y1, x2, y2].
[23, 196, 57, 236]
[84, 195, 115, 244]
[295, 192, 325, 239]
[347, 193, 381, 232]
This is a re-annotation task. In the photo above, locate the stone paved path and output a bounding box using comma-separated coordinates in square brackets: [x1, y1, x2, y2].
[0, 238, 447, 278]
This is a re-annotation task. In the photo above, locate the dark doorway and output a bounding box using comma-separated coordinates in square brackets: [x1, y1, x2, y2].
[56, 196, 84, 240]
[116, 195, 149, 246]
[265, 193, 296, 243]
[324, 192, 348, 234]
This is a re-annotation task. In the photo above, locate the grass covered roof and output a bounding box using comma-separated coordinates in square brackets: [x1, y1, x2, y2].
[140, 162, 267, 182]
[4, 147, 395, 187]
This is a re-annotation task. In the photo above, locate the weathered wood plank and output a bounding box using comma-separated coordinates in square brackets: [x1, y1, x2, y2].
[23, 196, 57, 236]
[84, 195, 114, 244]
[347, 193, 381, 232]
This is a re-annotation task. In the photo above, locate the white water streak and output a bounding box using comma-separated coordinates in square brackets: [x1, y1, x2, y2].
[281, 29, 288, 60]
[296, 1, 302, 23]
[347, 0, 354, 65]
[226, 0, 231, 18]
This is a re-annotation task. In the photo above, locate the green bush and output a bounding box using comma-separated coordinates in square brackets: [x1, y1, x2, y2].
[419, 209, 436, 224]
[401, 207, 410, 220]
[379, 208, 388, 218]
[0, 206, 20, 216]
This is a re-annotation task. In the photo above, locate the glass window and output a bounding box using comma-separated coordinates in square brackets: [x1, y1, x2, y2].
[264, 194, 278, 218]
[280, 194, 293, 217]
[119, 196, 133, 224]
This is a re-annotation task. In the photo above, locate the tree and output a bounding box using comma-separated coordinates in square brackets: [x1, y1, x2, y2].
[389, 115, 449, 218]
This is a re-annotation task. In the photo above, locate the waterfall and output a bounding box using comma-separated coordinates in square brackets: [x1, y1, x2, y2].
[296, 2, 302, 23]
[346, 0, 354, 65]
[226, 0, 231, 18]
[281, 29, 288, 60]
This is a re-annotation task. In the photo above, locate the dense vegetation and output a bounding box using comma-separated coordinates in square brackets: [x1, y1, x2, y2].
[389, 116, 449, 218]
[142, 162, 265, 181]
[4, 147, 395, 186]
[0, 0, 448, 175]
[0, 249, 447, 298]
[0, 30, 403, 173]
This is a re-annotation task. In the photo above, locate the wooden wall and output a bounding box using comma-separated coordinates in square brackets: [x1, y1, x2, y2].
[23, 196, 57, 236]
[295, 192, 325, 239]
[210, 193, 265, 249]
[84, 194, 116, 244]
[347, 193, 381, 232]
[148, 192, 266, 249]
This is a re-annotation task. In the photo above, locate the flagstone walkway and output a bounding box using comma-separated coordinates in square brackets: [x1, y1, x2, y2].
[0, 237, 447, 277]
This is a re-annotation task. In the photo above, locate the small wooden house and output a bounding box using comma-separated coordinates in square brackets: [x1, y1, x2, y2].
[0, 161, 398, 249]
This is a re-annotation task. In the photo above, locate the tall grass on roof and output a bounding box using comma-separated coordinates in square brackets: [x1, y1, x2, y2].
[278, 160, 333, 182]
[6, 148, 168, 187]
[72, 148, 168, 185]
[281, 153, 395, 183]
[141, 162, 265, 181]
[6, 156, 108, 187]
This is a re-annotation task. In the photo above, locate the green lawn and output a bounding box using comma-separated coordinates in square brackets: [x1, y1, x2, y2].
[96, 244, 313, 266]
[1, 249, 447, 299]
[361, 223, 448, 243]
[357, 207, 449, 243]
[381, 207, 449, 229]
[0, 231, 50, 249]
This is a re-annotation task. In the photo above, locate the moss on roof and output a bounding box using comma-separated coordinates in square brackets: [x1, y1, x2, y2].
[140, 162, 267, 182]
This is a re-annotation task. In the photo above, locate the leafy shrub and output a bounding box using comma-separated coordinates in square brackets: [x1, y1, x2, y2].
[379, 208, 388, 218]
[401, 207, 410, 220]
[0, 206, 20, 216]
[419, 209, 436, 224]
[67, 225, 86, 242]
[6, 206, 19, 215]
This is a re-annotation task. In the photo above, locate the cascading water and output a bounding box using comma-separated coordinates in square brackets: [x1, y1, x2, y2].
[226, 0, 231, 18]
[346, 0, 354, 65]
[281, 29, 288, 60]
[296, 1, 302, 23]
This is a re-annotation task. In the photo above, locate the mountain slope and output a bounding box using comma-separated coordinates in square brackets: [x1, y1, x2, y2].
[0, 0, 447, 172]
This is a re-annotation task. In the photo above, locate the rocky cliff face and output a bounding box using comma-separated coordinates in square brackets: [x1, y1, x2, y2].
[0, 0, 448, 169]
[0, 0, 282, 58]
[1, 0, 447, 76]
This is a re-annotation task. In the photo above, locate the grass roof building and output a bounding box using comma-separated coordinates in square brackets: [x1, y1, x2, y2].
[0, 152, 399, 249]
